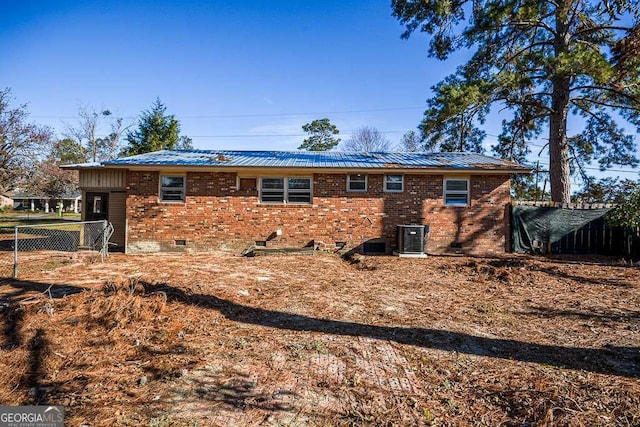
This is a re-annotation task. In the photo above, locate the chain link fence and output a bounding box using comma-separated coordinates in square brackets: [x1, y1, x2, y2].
[0, 220, 113, 279]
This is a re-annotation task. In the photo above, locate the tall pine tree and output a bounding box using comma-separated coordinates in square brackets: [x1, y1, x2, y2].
[298, 118, 341, 151]
[392, 0, 640, 203]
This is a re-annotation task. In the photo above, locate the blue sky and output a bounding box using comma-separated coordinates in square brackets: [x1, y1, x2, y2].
[2, 1, 453, 150]
[1, 1, 638, 181]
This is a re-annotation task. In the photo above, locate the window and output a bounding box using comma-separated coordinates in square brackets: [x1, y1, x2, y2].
[444, 178, 469, 206]
[260, 177, 312, 204]
[160, 176, 185, 202]
[238, 177, 257, 191]
[384, 175, 404, 192]
[347, 174, 367, 192]
[260, 178, 285, 203]
[287, 178, 312, 203]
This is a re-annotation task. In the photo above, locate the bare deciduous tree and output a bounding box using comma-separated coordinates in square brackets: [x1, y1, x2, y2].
[0, 88, 52, 192]
[65, 106, 131, 162]
[342, 126, 391, 152]
[400, 130, 423, 152]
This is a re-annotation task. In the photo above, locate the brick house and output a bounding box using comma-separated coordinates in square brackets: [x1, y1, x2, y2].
[67, 150, 530, 255]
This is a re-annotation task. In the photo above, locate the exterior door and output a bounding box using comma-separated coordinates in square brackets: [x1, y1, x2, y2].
[85, 192, 109, 221]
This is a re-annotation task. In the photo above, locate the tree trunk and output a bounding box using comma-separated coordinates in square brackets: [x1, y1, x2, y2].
[548, 76, 571, 204]
[549, 2, 572, 204]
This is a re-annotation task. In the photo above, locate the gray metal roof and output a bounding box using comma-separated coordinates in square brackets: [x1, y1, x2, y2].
[99, 150, 530, 171]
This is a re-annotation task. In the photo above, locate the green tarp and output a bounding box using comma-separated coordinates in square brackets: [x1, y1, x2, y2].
[511, 206, 612, 253]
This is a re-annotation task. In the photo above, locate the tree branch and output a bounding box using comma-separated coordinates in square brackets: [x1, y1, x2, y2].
[568, 145, 591, 183]
[570, 96, 640, 111]
[498, 41, 554, 74]
[571, 85, 640, 105]
[573, 25, 633, 38]
[571, 102, 612, 127]
[507, 19, 557, 36]
[574, 39, 604, 53]
[494, 92, 554, 113]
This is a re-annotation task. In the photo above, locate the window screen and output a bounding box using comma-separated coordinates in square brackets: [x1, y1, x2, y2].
[444, 179, 469, 206]
[385, 175, 404, 192]
[347, 174, 367, 192]
[260, 178, 285, 203]
[260, 177, 312, 203]
[287, 178, 312, 203]
[160, 176, 185, 202]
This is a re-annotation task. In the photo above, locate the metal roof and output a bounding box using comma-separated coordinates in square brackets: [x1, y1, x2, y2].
[98, 150, 530, 171]
[62, 162, 103, 169]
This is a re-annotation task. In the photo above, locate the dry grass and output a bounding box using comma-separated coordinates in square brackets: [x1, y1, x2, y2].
[0, 251, 638, 426]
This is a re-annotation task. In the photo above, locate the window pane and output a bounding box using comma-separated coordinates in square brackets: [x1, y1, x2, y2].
[349, 181, 366, 191]
[261, 178, 284, 189]
[287, 193, 311, 203]
[161, 176, 184, 187]
[445, 193, 468, 205]
[348, 174, 366, 191]
[446, 180, 468, 192]
[261, 192, 285, 203]
[385, 175, 403, 191]
[160, 176, 185, 201]
[288, 178, 311, 189]
[386, 182, 402, 191]
[161, 190, 184, 201]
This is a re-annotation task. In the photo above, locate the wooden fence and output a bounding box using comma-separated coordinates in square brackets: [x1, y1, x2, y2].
[551, 217, 639, 258]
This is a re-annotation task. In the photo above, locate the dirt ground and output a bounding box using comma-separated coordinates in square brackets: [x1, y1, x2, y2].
[0, 251, 638, 426]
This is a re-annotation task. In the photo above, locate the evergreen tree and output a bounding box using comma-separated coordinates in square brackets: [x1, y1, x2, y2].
[298, 118, 341, 151]
[51, 138, 87, 165]
[392, 0, 640, 203]
[606, 180, 640, 228]
[122, 98, 182, 156]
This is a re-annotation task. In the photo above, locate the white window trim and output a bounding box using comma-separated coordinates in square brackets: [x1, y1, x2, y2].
[384, 174, 404, 193]
[443, 178, 470, 206]
[259, 177, 313, 204]
[159, 174, 186, 203]
[347, 174, 368, 192]
[259, 177, 286, 203]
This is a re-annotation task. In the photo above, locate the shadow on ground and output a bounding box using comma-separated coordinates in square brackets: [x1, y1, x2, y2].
[139, 280, 638, 379]
[1, 279, 85, 349]
[1, 277, 637, 380]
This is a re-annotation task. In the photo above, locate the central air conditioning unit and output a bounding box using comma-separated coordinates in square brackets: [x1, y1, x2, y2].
[396, 224, 428, 257]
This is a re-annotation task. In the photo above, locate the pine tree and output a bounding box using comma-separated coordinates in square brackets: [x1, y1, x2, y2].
[122, 98, 181, 156]
[298, 118, 341, 151]
[392, 0, 640, 202]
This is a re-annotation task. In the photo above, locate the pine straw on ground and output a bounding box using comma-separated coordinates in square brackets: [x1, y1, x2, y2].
[0, 252, 638, 426]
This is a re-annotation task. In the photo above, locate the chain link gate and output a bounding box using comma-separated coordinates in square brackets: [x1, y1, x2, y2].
[8, 220, 114, 279]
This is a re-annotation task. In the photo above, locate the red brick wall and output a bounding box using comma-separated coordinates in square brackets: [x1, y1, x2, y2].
[125, 171, 511, 254]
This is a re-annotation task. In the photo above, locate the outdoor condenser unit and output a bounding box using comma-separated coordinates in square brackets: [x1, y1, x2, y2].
[397, 224, 427, 255]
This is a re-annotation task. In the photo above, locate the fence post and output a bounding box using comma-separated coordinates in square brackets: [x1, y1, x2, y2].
[102, 220, 107, 262]
[13, 226, 18, 279]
